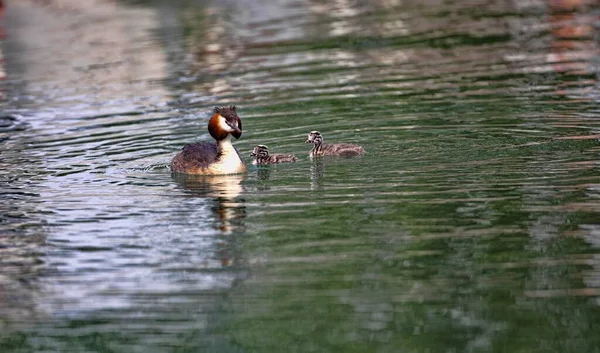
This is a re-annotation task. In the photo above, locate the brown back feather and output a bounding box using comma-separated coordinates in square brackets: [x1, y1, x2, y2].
[320, 143, 364, 156]
[170, 142, 219, 172]
[269, 154, 297, 163]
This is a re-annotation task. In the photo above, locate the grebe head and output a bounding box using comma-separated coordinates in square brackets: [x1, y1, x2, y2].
[305, 131, 323, 145]
[208, 106, 242, 141]
[250, 145, 270, 158]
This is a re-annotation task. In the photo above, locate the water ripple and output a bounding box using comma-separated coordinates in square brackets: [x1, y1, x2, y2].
[1, 0, 600, 351]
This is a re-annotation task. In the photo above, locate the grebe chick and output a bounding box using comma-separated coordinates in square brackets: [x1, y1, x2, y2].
[305, 131, 364, 157]
[171, 106, 247, 175]
[250, 145, 297, 165]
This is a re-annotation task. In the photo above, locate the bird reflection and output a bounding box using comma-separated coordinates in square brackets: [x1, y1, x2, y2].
[171, 173, 246, 267]
[171, 173, 246, 233]
[310, 157, 325, 191]
[255, 166, 272, 182]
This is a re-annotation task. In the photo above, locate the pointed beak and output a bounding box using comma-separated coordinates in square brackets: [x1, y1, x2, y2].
[228, 122, 242, 139]
[249, 151, 256, 157]
[305, 139, 311, 143]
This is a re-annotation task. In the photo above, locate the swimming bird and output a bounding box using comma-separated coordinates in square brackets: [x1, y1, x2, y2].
[305, 131, 364, 157]
[250, 145, 297, 165]
[171, 106, 247, 175]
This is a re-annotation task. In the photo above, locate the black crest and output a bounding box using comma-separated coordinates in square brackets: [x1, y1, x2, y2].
[213, 105, 237, 116]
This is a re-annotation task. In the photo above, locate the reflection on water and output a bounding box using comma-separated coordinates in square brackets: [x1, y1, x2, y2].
[255, 166, 272, 182]
[171, 173, 248, 283]
[172, 173, 246, 235]
[0, 232, 45, 330]
[309, 157, 324, 191]
[2, 0, 600, 351]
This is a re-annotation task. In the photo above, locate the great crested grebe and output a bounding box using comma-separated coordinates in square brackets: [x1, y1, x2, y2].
[250, 145, 297, 165]
[171, 106, 247, 175]
[305, 131, 364, 157]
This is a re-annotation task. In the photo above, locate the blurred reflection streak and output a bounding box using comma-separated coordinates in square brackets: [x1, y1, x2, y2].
[547, 0, 599, 99]
[5, 0, 169, 103]
[183, 5, 241, 96]
[581, 224, 600, 299]
[508, 0, 599, 97]
[309, 0, 410, 37]
[0, 232, 45, 329]
[309, 158, 324, 191]
[172, 173, 246, 267]
[0, 0, 5, 100]
[306, 0, 413, 95]
[0, 4, 43, 325]
[183, 0, 416, 99]
[516, 0, 599, 303]
[309, 0, 360, 37]
[183, 0, 310, 95]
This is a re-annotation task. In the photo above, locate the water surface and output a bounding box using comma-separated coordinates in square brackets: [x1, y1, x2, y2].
[1, 0, 600, 352]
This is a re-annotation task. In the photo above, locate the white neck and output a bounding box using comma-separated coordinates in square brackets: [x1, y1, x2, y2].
[213, 135, 246, 174]
[218, 135, 236, 154]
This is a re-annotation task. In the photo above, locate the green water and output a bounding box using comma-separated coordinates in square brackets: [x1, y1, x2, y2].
[1, 0, 600, 352]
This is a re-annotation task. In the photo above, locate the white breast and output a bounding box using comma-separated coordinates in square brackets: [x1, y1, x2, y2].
[210, 136, 246, 174]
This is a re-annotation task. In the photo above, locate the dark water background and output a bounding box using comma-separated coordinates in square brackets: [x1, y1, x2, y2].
[1, 0, 600, 352]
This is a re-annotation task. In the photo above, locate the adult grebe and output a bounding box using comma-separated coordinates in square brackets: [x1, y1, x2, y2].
[171, 106, 247, 175]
